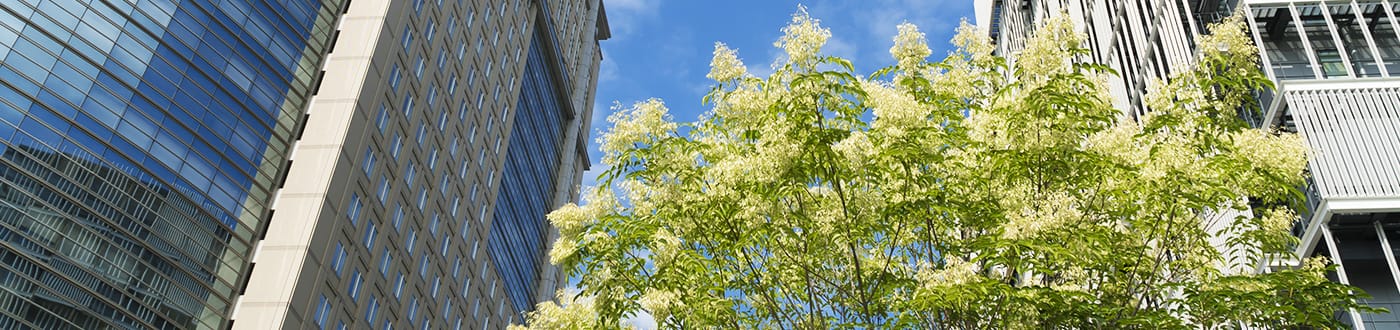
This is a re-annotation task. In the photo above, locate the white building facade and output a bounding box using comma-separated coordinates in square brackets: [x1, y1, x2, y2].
[977, 0, 1400, 328]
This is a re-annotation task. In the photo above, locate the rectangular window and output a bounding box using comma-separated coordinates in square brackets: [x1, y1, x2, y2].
[451, 197, 461, 217]
[437, 47, 447, 70]
[362, 148, 376, 175]
[392, 134, 403, 159]
[347, 194, 362, 224]
[413, 0, 424, 14]
[415, 56, 425, 78]
[419, 254, 429, 279]
[409, 297, 420, 321]
[440, 235, 450, 256]
[364, 223, 378, 250]
[395, 272, 406, 299]
[453, 257, 462, 278]
[448, 74, 459, 96]
[402, 96, 415, 120]
[417, 188, 428, 209]
[417, 123, 427, 146]
[407, 230, 418, 254]
[446, 16, 456, 38]
[401, 27, 414, 50]
[405, 163, 416, 188]
[432, 276, 441, 298]
[366, 297, 379, 322]
[315, 295, 331, 328]
[437, 112, 448, 132]
[430, 216, 441, 236]
[393, 204, 405, 231]
[425, 20, 436, 41]
[348, 269, 363, 301]
[439, 173, 449, 195]
[389, 64, 402, 92]
[377, 176, 389, 204]
[376, 104, 389, 133]
[380, 247, 392, 276]
[331, 243, 347, 276]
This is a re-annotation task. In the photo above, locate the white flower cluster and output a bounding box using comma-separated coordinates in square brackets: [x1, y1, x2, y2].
[832, 131, 875, 167]
[599, 99, 677, 165]
[639, 289, 682, 323]
[774, 6, 830, 69]
[707, 42, 747, 82]
[918, 256, 979, 288]
[864, 80, 924, 135]
[890, 23, 930, 72]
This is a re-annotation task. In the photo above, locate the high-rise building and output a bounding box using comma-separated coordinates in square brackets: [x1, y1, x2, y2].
[231, 0, 609, 329]
[977, 0, 1400, 328]
[1237, 1, 1400, 328]
[0, 0, 341, 328]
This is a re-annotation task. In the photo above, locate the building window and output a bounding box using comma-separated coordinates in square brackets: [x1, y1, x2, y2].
[377, 176, 389, 204]
[315, 295, 331, 328]
[348, 269, 364, 301]
[415, 56, 426, 78]
[392, 134, 403, 159]
[362, 148, 376, 175]
[377, 104, 389, 133]
[347, 194, 362, 224]
[366, 296, 379, 322]
[393, 204, 405, 231]
[401, 26, 414, 50]
[409, 297, 420, 322]
[406, 163, 417, 188]
[407, 230, 418, 254]
[364, 223, 378, 250]
[395, 272, 406, 299]
[389, 64, 402, 92]
[437, 47, 447, 70]
[416, 123, 427, 146]
[451, 197, 461, 217]
[331, 243, 347, 276]
[432, 276, 441, 298]
[430, 215, 441, 236]
[402, 96, 415, 120]
[418, 254, 429, 279]
[453, 257, 462, 278]
[425, 19, 436, 41]
[380, 247, 392, 276]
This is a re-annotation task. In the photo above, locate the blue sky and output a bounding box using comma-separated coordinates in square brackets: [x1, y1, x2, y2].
[579, 1, 974, 327]
[582, 0, 975, 189]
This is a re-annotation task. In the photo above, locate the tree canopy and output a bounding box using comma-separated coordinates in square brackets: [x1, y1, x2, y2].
[516, 8, 1373, 329]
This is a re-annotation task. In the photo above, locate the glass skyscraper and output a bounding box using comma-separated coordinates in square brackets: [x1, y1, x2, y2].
[0, 0, 340, 328]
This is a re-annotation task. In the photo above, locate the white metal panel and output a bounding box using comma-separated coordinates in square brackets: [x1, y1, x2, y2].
[1285, 85, 1400, 199]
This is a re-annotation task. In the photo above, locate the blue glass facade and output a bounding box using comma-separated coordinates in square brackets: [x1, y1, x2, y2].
[489, 24, 568, 313]
[0, 0, 333, 328]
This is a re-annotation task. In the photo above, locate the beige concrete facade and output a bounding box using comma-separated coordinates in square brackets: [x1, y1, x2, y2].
[230, 0, 608, 329]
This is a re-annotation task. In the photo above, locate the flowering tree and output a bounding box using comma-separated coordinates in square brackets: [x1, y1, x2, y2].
[517, 9, 1373, 329]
